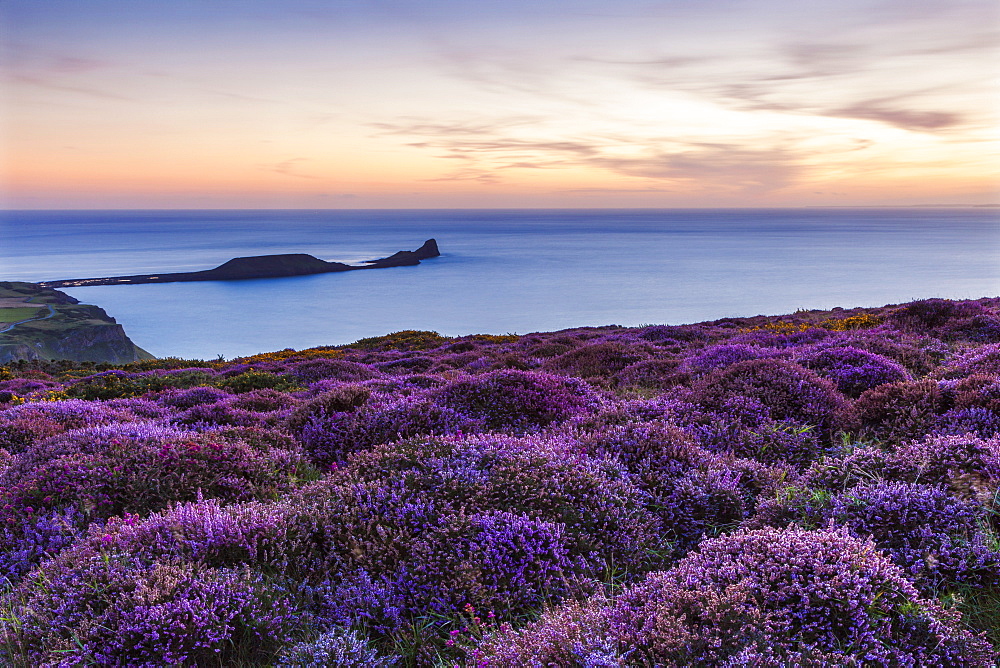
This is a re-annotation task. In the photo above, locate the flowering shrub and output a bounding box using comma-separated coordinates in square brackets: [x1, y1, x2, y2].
[299, 394, 475, 465]
[757, 481, 1000, 593]
[0, 424, 308, 527]
[887, 298, 988, 333]
[797, 345, 910, 397]
[276, 627, 398, 667]
[64, 368, 215, 400]
[157, 384, 232, 408]
[612, 358, 686, 390]
[691, 358, 849, 441]
[939, 343, 1000, 378]
[854, 379, 950, 442]
[1, 297, 999, 664]
[431, 369, 596, 433]
[542, 341, 652, 381]
[0, 398, 142, 453]
[343, 434, 664, 576]
[2, 551, 303, 667]
[288, 358, 380, 384]
[474, 527, 996, 666]
[680, 343, 780, 376]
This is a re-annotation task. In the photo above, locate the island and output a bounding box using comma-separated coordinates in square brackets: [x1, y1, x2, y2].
[38, 239, 440, 288]
[0, 282, 154, 364]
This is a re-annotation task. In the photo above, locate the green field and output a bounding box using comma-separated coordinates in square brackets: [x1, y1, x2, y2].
[0, 307, 44, 323]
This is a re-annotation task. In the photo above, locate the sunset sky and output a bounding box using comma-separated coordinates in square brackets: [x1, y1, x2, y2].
[2, 0, 998, 209]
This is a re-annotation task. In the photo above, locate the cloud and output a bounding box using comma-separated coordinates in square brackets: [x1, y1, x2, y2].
[560, 186, 675, 193]
[263, 158, 318, 179]
[832, 101, 961, 131]
[375, 118, 809, 193]
[10, 73, 131, 100]
[49, 55, 109, 74]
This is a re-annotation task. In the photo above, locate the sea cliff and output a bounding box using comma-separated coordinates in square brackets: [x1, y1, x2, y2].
[0, 282, 153, 363]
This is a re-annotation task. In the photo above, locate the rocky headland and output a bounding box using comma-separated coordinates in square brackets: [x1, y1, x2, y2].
[39, 239, 440, 288]
[0, 282, 154, 364]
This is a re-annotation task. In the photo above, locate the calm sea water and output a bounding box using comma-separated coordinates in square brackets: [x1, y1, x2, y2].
[2, 209, 998, 359]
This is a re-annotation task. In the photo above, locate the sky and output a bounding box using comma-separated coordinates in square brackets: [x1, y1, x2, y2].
[1, 0, 998, 209]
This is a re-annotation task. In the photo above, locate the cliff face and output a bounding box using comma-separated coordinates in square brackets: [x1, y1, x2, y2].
[0, 283, 154, 364]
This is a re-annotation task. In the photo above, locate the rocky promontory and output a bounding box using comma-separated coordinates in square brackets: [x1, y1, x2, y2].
[0, 282, 154, 364]
[39, 239, 441, 288]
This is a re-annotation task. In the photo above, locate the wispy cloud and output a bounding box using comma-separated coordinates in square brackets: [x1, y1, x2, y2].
[374, 118, 810, 193]
[263, 158, 319, 179]
[10, 73, 131, 101]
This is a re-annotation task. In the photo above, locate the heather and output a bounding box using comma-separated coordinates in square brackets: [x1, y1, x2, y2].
[1, 297, 1000, 666]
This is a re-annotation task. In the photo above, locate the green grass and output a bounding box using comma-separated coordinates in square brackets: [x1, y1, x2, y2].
[0, 307, 44, 324]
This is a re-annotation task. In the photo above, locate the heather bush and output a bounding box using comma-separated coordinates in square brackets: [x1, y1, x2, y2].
[376, 355, 436, 374]
[288, 358, 380, 384]
[948, 374, 1000, 414]
[542, 342, 653, 381]
[943, 314, 1000, 343]
[174, 400, 275, 427]
[0, 399, 141, 453]
[284, 383, 371, 432]
[343, 434, 664, 576]
[682, 395, 824, 464]
[804, 434, 1000, 515]
[854, 379, 950, 443]
[797, 345, 910, 397]
[612, 358, 686, 390]
[276, 627, 398, 667]
[299, 394, 474, 465]
[635, 323, 710, 345]
[324, 510, 582, 645]
[229, 387, 298, 412]
[680, 343, 779, 376]
[84, 497, 328, 583]
[756, 481, 1000, 594]
[938, 343, 1000, 378]
[729, 327, 833, 349]
[887, 298, 988, 333]
[346, 329, 451, 352]
[474, 527, 996, 666]
[0, 507, 87, 589]
[571, 421, 788, 554]
[935, 407, 1000, 438]
[691, 359, 849, 442]
[158, 384, 232, 408]
[0, 424, 308, 526]
[102, 396, 171, 419]
[431, 369, 596, 433]
[0, 378, 59, 397]
[1, 551, 304, 667]
[558, 395, 692, 432]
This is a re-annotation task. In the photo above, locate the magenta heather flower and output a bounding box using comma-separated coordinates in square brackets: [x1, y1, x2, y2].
[3, 551, 304, 667]
[473, 527, 996, 666]
[431, 369, 598, 433]
[691, 358, 850, 442]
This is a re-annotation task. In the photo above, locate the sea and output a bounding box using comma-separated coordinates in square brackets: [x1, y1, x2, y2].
[2, 208, 998, 360]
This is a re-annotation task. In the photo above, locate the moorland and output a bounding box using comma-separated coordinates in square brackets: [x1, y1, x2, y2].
[1, 296, 999, 666]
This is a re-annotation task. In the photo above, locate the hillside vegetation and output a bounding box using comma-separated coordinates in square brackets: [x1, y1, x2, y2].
[1, 297, 999, 666]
